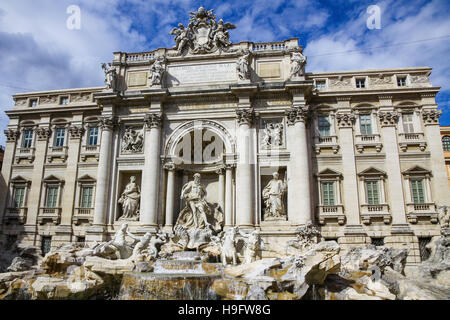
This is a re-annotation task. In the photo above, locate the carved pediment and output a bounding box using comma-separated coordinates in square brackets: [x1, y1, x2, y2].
[358, 167, 386, 177]
[402, 166, 432, 176]
[43, 175, 64, 183]
[77, 174, 96, 183]
[10, 175, 30, 184]
[316, 168, 342, 178]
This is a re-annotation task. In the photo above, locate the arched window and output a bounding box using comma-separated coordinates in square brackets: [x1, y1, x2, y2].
[442, 136, 450, 151]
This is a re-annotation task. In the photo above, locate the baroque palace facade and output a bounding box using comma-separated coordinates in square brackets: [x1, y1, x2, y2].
[1, 7, 449, 265]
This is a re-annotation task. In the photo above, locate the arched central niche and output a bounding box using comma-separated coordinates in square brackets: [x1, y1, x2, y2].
[165, 120, 235, 168]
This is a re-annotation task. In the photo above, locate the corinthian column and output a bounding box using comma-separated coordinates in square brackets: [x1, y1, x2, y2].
[235, 108, 255, 229]
[93, 116, 115, 226]
[286, 107, 312, 225]
[140, 112, 162, 229]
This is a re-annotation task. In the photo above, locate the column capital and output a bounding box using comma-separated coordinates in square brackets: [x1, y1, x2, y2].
[99, 116, 116, 131]
[336, 112, 356, 128]
[4, 129, 20, 142]
[225, 163, 236, 170]
[285, 107, 309, 125]
[68, 125, 85, 140]
[421, 109, 441, 125]
[163, 162, 176, 171]
[144, 112, 163, 129]
[378, 111, 399, 127]
[236, 108, 254, 126]
[35, 127, 52, 141]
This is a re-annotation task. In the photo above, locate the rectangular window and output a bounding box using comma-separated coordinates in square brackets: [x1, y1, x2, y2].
[371, 237, 384, 246]
[22, 129, 33, 149]
[360, 114, 373, 135]
[13, 187, 25, 208]
[54, 128, 65, 147]
[29, 99, 38, 107]
[88, 127, 99, 146]
[402, 113, 414, 133]
[80, 186, 93, 208]
[365, 181, 380, 205]
[419, 237, 431, 261]
[318, 116, 331, 136]
[46, 186, 59, 208]
[411, 179, 425, 204]
[60, 97, 69, 105]
[397, 77, 407, 87]
[41, 236, 52, 256]
[321, 182, 335, 206]
[315, 80, 326, 90]
[356, 78, 366, 88]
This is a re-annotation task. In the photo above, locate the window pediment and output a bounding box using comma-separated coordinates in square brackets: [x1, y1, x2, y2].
[10, 175, 31, 185]
[77, 174, 96, 183]
[43, 175, 64, 184]
[358, 167, 386, 178]
[316, 168, 342, 179]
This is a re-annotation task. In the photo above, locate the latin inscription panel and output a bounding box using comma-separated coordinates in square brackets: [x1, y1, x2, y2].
[167, 63, 237, 86]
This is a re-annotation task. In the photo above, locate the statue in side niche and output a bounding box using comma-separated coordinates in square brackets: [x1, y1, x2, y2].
[289, 51, 307, 79]
[118, 176, 141, 220]
[149, 55, 166, 86]
[262, 172, 287, 220]
[237, 50, 251, 80]
[101, 63, 118, 91]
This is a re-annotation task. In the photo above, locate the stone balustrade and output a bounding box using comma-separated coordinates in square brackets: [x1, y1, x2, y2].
[398, 132, 427, 152]
[15, 147, 36, 163]
[126, 52, 156, 63]
[47, 146, 69, 163]
[72, 208, 94, 225]
[38, 207, 61, 224]
[80, 145, 100, 161]
[313, 135, 339, 154]
[317, 205, 345, 225]
[360, 204, 391, 224]
[355, 134, 382, 153]
[4, 207, 27, 224]
[405, 203, 438, 224]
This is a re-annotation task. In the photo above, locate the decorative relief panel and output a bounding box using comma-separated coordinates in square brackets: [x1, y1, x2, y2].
[70, 92, 92, 103]
[260, 120, 284, 149]
[121, 127, 144, 154]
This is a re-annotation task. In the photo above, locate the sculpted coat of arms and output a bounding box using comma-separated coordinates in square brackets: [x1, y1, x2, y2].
[169, 6, 236, 55]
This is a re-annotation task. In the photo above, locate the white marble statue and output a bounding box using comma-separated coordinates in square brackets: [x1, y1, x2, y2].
[101, 63, 118, 91]
[286, 222, 321, 253]
[121, 128, 144, 153]
[149, 55, 166, 86]
[213, 19, 236, 49]
[93, 223, 140, 259]
[118, 176, 141, 220]
[241, 230, 265, 264]
[438, 206, 449, 228]
[221, 226, 239, 266]
[177, 173, 211, 229]
[237, 51, 251, 80]
[169, 23, 191, 53]
[289, 51, 307, 79]
[262, 172, 287, 220]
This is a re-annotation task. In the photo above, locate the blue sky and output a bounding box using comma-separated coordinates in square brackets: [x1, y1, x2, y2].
[1, 0, 450, 146]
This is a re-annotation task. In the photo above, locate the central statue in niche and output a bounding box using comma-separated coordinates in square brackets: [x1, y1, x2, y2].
[174, 173, 223, 249]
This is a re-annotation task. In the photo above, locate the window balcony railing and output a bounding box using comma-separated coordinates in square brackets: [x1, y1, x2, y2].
[80, 144, 100, 161]
[38, 207, 61, 224]
[355, 134, 382, 153]
[317, 204, 345, 225]
[313, 135, 339, 154]
[406, 202, 438, 224]
[47, 146, 69, 163]
[72, 208, 94, 225]
[398, 132, 427, 152]
[4, 207, 27, 224]
[15, 147, 36, 163]
[360, 204, 391, 224]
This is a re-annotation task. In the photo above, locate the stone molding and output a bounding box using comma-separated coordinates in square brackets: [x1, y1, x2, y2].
[285, 107, 309, 125]
[99, 116, 116, 131]
[36, 127, 52, 141]
[68, 125, 85, 140]
[421, 109, 442, 125]
[378, 111, 399, 127]
[144, 112, 163, 129]
[236, 108, 254, 126]
[4, 129, 20, 142]
[336, 112, 356, 128]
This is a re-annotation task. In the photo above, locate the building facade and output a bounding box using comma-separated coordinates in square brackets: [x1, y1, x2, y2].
[1, 8, 449, 264]
[440, 126, 450, 189]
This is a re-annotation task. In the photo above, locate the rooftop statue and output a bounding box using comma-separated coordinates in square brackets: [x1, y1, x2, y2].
[169, 6, 236, 55]
[101, 63, 118, 91]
